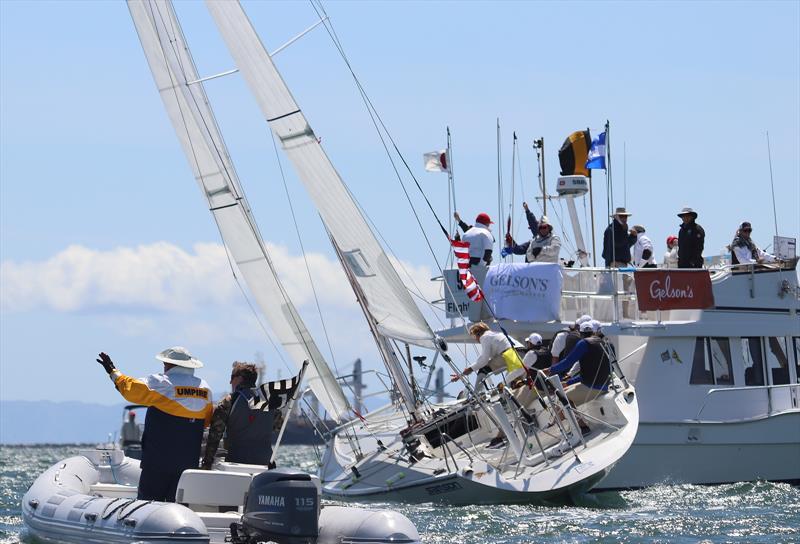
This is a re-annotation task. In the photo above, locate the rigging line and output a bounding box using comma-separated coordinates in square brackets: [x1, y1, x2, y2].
[310, 1, 476, 336]
[147, 2, 291, 374]
[152, 3, 316, 378]
[269, 129, 341, 374]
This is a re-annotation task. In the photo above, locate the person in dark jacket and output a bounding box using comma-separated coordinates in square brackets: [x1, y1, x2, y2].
[201, 362, 282, 469]
[676, 207, 705, 268]
[96, 347, 212, 501]
[602, 207, 636, 267]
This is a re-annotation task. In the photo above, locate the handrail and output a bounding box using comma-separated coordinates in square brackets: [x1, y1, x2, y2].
[693, 383, 800, 421]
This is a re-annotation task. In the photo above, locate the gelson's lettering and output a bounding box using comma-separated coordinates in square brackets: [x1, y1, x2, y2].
[634, 270, 714, 311]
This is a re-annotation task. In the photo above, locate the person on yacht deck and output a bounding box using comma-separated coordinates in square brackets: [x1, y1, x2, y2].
[502, 210, 562, 264]
[631, 225, 656, 268]
[545, 322, 611, 406]
[96, 347, 212, 502]
[729, 221, 776, 265]
[451, 322, 522, 386]
[663, 235, 679, 268]
[677, 207, 705, 268]
[453, 211, 494, 267]
[602, 207, 636, 267]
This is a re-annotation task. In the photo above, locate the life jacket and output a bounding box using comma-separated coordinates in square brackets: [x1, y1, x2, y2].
[225, 388, 275, 466]
[559, 330, 582, 360]
[578, 337, 611, 390]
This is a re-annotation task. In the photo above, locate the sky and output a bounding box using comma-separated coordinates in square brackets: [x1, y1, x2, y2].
[1, 1, 798, 411]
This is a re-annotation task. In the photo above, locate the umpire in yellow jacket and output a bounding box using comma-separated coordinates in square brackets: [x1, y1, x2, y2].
[97, 347, 213, 502]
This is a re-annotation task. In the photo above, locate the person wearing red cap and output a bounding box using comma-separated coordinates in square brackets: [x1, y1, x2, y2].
[663, 235, 679, 268]
[453, 210, 495, 267]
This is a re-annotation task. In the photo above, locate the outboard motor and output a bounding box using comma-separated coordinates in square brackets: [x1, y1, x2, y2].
[232, 469, 319, 544]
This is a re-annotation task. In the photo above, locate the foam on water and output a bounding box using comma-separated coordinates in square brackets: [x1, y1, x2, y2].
[2, 445, 798, 544]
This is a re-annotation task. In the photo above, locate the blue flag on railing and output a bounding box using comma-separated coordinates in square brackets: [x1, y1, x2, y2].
[586, 131, 606, 170]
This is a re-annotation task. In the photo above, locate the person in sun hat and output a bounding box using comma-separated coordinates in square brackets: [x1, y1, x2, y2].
[453, 210, 495, 267]
[729, 221, 776, 265]
[503, 209, 562, 264]
[96, 346, 213, 502]
[602, 207, 637, 267]
[676, 206, 705, 268]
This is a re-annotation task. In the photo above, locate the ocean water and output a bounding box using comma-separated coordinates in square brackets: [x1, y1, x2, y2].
[2, 445, 798, 544]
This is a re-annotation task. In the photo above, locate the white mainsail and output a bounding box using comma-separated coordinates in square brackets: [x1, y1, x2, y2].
[128, 0, 351, 422]
[206, 1, 436, 350]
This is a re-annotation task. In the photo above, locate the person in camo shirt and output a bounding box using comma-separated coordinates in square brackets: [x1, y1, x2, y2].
[201, 362, 283, 470]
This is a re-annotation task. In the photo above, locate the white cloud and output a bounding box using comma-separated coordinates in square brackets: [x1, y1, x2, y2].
[0, 242, 441, 319]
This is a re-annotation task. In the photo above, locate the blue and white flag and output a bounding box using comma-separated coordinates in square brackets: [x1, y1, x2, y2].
[586, 131, 606, 170]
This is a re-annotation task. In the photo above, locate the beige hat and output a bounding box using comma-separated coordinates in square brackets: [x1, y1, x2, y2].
[611, 207, 632, 217]
[155, 346, 203, 369]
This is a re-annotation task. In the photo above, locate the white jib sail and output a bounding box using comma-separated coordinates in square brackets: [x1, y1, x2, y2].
[128, 0, 351, 423]
[206, 1, 436, 350]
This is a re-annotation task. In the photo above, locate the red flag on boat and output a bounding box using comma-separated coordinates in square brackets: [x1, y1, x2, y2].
[452, 239, 484, 302]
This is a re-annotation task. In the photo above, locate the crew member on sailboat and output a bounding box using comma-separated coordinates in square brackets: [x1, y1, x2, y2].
[202, 362, 282, 469]
[96, 347, 212, 501]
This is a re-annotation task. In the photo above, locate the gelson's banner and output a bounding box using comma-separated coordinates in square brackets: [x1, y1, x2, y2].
[634, 270, 715, 311]
[484, 263, 562, 321]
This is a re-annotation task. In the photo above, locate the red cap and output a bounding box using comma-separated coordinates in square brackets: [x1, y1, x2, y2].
[666, 235, 678, 246]
[475, 213, 493, 225]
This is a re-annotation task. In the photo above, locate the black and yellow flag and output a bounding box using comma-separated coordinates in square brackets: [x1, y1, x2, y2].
[558, 129, 592, 177]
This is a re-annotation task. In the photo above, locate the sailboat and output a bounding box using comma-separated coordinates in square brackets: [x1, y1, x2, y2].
[201, 1, 639, 504]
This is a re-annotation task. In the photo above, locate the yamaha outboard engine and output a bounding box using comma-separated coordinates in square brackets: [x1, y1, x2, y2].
[232, 469, 319, 544]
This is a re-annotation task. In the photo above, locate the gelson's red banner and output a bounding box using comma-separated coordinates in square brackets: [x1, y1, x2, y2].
[634, 270, 715, 311]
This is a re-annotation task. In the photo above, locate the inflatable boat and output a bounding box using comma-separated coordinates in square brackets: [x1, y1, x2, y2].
[22, 448, 420, 544]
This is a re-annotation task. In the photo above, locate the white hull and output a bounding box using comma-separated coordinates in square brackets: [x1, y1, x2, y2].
[22, 449, 421, 544]
[321, 382, 639, 505]
[597, 413, 800, 489]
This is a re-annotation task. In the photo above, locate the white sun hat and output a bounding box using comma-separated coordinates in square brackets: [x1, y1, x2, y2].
[525, 333, 543, 346]
[155, 346, 204, 369]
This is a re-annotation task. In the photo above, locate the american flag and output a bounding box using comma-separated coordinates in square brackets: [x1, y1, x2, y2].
[248, 362, 307, 412]
[452, 239, 484, 302]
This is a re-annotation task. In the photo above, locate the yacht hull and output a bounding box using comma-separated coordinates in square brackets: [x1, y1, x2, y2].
[596, 412, 800, 489]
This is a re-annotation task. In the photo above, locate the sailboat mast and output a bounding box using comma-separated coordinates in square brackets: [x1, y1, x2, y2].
[329, 233, 419, 419]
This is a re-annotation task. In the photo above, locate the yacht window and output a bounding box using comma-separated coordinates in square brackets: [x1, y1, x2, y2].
[742, 337, 765, 386]
[709, 337, 733, 385]
[765, 337, 790, 385]
[690, 338, 713, 384]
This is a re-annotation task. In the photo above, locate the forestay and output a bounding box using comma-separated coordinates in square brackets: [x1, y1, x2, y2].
[128, 0, 350, 422]
[206, 1, 436, 349]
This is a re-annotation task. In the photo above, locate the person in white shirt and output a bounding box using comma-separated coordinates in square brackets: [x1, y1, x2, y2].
[631, 225, 656, 268]
[730, 221, 776, 265]
[453, 212, 495, 267]
[663, 235, 679, 268]
[451, 322, 522, 385]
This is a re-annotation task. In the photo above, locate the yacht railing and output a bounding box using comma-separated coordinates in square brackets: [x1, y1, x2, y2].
[693, 383, 800, 422]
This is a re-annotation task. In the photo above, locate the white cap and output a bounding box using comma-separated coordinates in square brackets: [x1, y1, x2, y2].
[155, 346, 203, 369]
[575, 314, 592, 326]
[590, 320, 602, 332]
[579, 321, 594, 333]
[525, 333, 543, 346]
